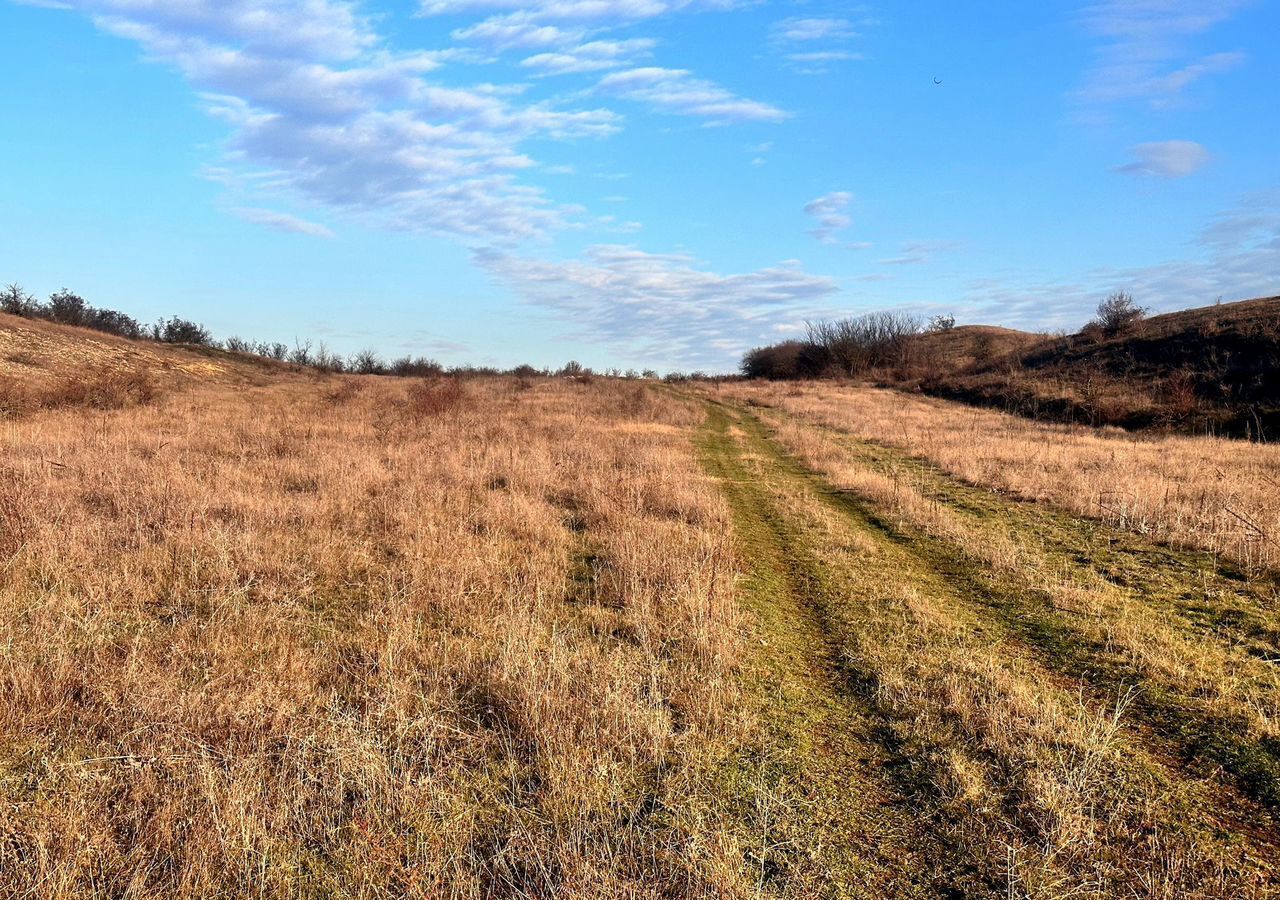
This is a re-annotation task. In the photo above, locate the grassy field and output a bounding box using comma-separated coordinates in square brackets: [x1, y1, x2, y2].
[2, 318, 1279, 896]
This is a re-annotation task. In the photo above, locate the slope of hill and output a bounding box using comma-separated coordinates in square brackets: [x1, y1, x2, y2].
[0, 312, 291, 413]
[916, 296, 1280, 439]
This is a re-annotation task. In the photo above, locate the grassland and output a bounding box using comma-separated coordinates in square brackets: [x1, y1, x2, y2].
[2, 315, 1279, 896]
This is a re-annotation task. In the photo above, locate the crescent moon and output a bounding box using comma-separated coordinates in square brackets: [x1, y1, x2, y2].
[933, 77, 942, 85]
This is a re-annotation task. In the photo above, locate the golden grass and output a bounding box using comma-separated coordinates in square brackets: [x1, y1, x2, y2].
[709, 402, 1275, 897]
[714, 381, 1280, 572]
[0, 376, 746, 897]
[748, 408, 1280, 747]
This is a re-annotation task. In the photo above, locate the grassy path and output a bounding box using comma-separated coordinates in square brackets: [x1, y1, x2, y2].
[696, 402, 972, 898]
[745, 402, 1280, 821]
[696, 396, 1278, 897]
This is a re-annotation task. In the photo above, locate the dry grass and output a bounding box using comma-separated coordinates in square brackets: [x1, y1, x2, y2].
[716, 381, 1280, 572]
[749, 409, 1280, 749]
[708, 402, 1276, 896]
[0, 376, 747, 897]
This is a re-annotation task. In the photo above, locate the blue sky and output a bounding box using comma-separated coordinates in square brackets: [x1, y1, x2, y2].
[1, 0, 1276, 371]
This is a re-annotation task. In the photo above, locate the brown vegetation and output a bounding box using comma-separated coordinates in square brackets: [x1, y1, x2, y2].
[715, 379, 1280, 573]
[5, 317, 1280, 896]
[0, 374, 754, 897]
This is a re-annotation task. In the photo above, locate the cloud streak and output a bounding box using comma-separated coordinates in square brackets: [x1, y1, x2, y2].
[1075, 0, 1249, 111]
[1114, 140, 1210, 178]
[597, 66, 787, 123]
[803, 191, 854, 245]
[769, 14, 863, 71]
[475, 244, 838, 366]
[231, 206, 335, 238]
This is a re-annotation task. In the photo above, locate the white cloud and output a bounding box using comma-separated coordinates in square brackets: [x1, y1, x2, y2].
[771, 17, 856, 43]
[232, 207, 335, 238]
[769, 14, 863, 71]
[521, 38, 654, 75]
[597, 66, 787, 123]
[475, 244, 839, 366]
[48, 0, 621, 243]
[803, 191, 853, 245]
[877, 239, 960, 266]
[1075, 0, 1249, 111]
[1114, 140, 1210, 178]
[420, 0, 728, 23]
[450, 18, 584, 49]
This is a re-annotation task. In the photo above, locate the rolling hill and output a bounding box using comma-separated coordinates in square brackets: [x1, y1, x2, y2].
[914, 295, 1280, 439]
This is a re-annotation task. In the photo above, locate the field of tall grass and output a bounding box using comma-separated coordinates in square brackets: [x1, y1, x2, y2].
[4, 315, 1279, 896]
[0, 374, 752, 897]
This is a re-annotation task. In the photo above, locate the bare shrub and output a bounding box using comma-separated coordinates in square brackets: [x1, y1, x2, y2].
[1089, 291, 1147, 337]
[324, 379, 363, 405]
[1161, 371, 1200, 422]
[41, 371, 159, 411]
[406, 378, 465, 419]
[806, 310, 923, 376]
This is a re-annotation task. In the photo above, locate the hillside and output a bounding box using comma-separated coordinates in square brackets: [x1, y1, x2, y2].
[0, 312, 292, 413]
[915, 296, 1280, 438]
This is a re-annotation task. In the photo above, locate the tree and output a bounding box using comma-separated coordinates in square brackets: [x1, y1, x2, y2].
[928, 313, 956, 332]
[1091, 291, 1146, 336]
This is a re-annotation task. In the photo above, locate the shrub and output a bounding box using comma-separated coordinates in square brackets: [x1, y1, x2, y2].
[86, 307, 143, 339]
[741, 341, 807, 379]
[928, 313, 956, 332]
[389, 356, 443, 377]
[1, 284, 39, 318]
[1090, 291, 1146, 337]
[48, 290, 89, 327]
[42, 371, 159, 411]
[154, 316, 213, 345]
[352, 349, 385, 375]
[406, 378, 464, 419]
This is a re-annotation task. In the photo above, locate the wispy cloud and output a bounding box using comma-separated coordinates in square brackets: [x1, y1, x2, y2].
[877, 239, 960, 266]
[597, 66, 787, 123]
[1074, 0, 1249, 112]
[521, 38, 655, 75]
[771, 17, 857, 43]
[232, 207, 335, 238]
[475, 244, 838, 366]
[769, 14, 864, 71]
[803, 191, 854, 245]
[420, 0, 731, 24]
[1114, 140, 1210, 178]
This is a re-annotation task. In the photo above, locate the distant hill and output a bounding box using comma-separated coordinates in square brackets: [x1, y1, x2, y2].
[914, 296, 1280, 439]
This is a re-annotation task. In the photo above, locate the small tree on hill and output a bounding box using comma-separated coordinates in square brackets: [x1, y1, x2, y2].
[927, 313, 956, 332]
[1091, 291, 1146, 336]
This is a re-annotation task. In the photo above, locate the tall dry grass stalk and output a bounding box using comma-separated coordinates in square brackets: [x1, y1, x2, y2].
[716, 381, 1280, 572]
[0, 376, 745, 897]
